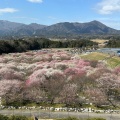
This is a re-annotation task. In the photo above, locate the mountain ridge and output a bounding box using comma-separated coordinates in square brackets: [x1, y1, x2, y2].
[0, 20, 119, 37]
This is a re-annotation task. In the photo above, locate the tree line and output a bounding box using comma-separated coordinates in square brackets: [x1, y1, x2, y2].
[0, 38, 97, 54]
[106, 40, 120, 48]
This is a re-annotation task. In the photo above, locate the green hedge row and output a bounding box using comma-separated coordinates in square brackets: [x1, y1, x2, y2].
[0, 115, 106, 120]
[57, 117, 106, 120]
[0, 114, 33, 120]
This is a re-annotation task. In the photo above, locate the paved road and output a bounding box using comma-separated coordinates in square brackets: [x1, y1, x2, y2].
[0, 109, 120, 120]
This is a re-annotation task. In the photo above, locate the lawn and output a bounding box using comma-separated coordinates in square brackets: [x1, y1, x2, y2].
[80, 52, 109, 61]
[107, 56, 120, 68]
[91, 39, 109, 44]
[81, 52, 120, 68]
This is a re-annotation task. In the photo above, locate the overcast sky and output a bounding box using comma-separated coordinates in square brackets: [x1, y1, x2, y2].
[0, 0, 120, 29]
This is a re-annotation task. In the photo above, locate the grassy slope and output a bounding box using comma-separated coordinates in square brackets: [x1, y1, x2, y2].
[91, 39, 109, 44]
[107, 56, 120, 68]
[81, 52, 120, 68]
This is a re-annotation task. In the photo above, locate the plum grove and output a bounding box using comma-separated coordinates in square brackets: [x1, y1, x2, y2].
[0, 50, 120, 108]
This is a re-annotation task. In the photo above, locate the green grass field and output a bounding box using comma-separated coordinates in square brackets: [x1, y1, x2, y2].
[107, 56, 120, 68]
[80, 52, 120, 68]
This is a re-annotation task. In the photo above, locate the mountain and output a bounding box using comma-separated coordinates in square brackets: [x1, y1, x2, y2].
[0, 20, 46, 36]
[0, 20, 119, 37]
[0, 20, 24, 31]
[36, 20, 120, 37]
[0, 20, 24, 36]
[28, 23, 46, 30]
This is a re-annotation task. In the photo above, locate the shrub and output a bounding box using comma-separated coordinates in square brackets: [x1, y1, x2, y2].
[57, 117, 79, 120]
[86, 118, 106, 120]
[9, 115, 33, 120]
[0, 114, 8, 120]
[56, 117, 105, 120]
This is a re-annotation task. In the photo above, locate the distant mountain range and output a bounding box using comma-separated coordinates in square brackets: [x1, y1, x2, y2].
[0, 20, 120, 38]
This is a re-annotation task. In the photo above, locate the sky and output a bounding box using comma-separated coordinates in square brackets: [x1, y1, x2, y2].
[0, 0, 120, 29]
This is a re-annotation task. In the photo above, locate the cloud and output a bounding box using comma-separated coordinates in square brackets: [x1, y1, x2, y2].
[12, 16, 39, 21]
[48, 16, 57, 20]
[97, 0, 120, 14]
[27, 0, 43, 3]
[0, 8, 18, 14]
